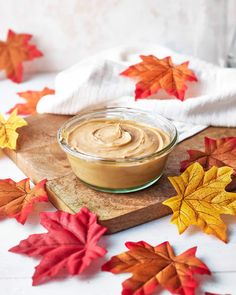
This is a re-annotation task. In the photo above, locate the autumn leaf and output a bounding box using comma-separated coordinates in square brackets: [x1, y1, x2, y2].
[0, 109, 27, 149]
[0, 178, 48, 224]
[120, 55, 197, 100]
[181, 137, 236, 173]
[9, 207, 107, 285]
[7, 87, 55, 115]
[102, 241, 210, 295]
[163, 162, 236, 242]
[0, 29, 43, 83]
[180, 137, 236, 191]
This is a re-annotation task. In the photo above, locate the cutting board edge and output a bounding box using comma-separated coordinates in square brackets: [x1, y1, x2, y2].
[47, 180, 172, 234]
[46, 183, 75, 214]
[4, 148, 41, 183]
[4, 146, 172, 234]
[100, 202, 171, 234]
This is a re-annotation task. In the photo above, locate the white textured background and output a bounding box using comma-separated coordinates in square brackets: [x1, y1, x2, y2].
[0, 0, 235, 72]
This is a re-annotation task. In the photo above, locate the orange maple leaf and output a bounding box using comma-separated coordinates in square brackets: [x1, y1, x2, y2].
[102, 241, 210, 295]
[0, 178, 48, 224]
[120, 55, 197, 100]
[7, 87, 55, 115]
[0, 29, 43, 83]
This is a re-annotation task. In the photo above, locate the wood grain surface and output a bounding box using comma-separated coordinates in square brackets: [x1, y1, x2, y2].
[4, 114, 236, 233]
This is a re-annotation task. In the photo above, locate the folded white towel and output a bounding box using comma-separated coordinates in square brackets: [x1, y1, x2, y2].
[37, 44, 236, 140]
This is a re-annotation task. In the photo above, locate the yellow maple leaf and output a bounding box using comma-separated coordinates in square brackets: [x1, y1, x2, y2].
[0, 109, 27, 149]
[163, 162, 236, 242]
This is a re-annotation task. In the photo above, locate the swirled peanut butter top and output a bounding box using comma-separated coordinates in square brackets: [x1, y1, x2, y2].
[66, 119, 170, 159]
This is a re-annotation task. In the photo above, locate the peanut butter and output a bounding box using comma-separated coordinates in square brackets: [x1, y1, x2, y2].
[67, 119, 170, 159]
[64, 118, 172, 190]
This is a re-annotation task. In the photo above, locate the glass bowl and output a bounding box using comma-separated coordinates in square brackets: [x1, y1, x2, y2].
[57, 107, 178, 193]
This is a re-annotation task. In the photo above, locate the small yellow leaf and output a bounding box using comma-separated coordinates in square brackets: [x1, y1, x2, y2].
[163, 162, 236, 242]
[0, 109, 27, 149]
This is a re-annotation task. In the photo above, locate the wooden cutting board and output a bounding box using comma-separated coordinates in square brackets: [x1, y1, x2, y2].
[4, 114, 236, 233]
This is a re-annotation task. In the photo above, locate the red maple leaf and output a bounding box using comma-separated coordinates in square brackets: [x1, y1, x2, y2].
[0, 29, 43, 83]
[0, 178, 48, 224]
[9, 207, 107, 285]
[120, 55, 197, 100]
[102, 241, 210, 295]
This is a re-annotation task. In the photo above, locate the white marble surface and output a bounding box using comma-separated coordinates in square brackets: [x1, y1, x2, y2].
[0, 74, 235, 294]
[0, 0, 235, 73]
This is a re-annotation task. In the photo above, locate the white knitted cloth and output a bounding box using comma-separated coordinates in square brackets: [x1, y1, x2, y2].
[37, 45, 236, 140]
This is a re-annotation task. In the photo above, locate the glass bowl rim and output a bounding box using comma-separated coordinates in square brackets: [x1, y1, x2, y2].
[57, 107, 178, 163]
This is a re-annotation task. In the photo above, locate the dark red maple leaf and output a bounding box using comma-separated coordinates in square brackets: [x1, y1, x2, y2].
[180, 137, 236, 191]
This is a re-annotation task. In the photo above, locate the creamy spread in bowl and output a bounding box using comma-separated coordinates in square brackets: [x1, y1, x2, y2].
[67, 119, 170, 159]
[58, 107, 178, 193]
